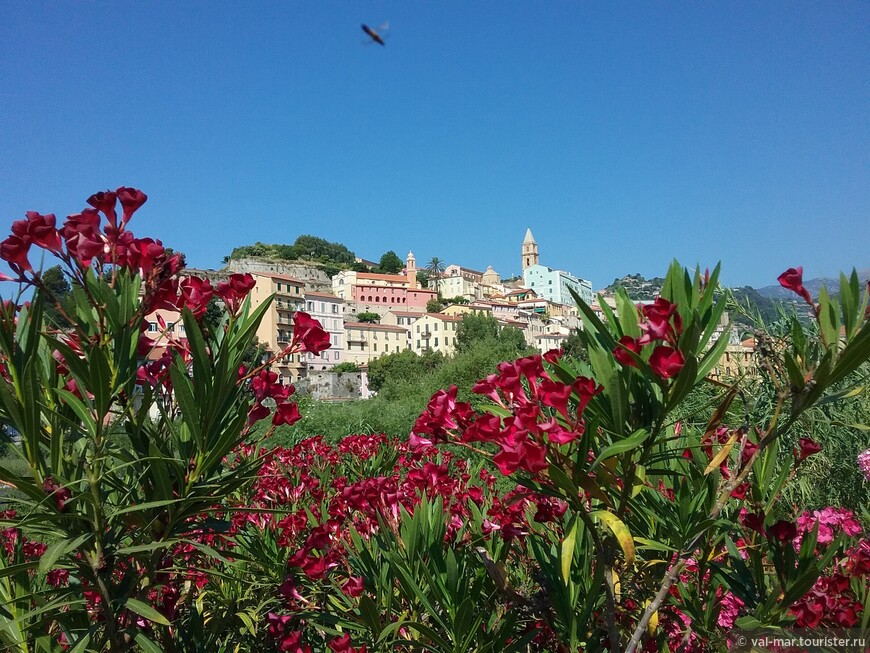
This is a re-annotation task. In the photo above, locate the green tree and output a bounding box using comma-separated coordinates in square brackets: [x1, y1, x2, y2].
[367, 349, 427, 392]
[426, 257, 445, 296]
[332, 362, 361, 373]
[39, 265, 72, 327]
[416, 270, 429, 288]
[426, 298, 444, 313]
[356, 311, 380, 323]
[456, 312, 527, 354]
[378, 250, 404, 274]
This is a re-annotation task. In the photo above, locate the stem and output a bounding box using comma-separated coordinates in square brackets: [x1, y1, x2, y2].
[625, 402, 798, 653]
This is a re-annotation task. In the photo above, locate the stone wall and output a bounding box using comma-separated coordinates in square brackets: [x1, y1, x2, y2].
[226, 258, 332, 291]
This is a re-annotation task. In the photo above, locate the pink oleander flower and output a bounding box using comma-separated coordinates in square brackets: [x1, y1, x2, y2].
[858, 448, 870, 482]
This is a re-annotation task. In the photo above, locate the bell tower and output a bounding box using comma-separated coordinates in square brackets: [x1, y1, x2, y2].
[406, 251, 418, 288]
[522, 228, 539, 270]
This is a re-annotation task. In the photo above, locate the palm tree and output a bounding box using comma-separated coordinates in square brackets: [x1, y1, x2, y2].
[426, 257, 446, 296]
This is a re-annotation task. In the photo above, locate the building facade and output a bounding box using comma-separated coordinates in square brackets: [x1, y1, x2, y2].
[343, 322, 411, 366]
[303, 291, 345, 371]
[410, 313, 462, 356]
[249, 273, 306, 383]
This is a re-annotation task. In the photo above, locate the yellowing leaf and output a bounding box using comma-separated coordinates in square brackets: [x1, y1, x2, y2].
[561, 517, 579, 584]
[590, 510, 635, 568]
[704, 433, 738, 475]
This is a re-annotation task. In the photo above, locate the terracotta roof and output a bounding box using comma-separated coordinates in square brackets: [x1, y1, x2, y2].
[420, 313, 462, 321]
[344, 322, 409, 332]
[386, 310, 425, 316]
[357, 272, 409, 282]
[305, 291, 343, 300]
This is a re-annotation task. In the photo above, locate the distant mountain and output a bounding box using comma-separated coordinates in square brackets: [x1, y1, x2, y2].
[756, 269, 870, 300]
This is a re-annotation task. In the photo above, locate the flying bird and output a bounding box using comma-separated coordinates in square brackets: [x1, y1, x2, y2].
[361, 23, 386, 46]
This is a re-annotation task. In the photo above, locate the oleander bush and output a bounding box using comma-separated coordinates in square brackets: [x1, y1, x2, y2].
[0, 189, 868, 652]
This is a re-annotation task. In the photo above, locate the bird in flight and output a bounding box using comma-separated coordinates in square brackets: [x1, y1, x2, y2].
[361, 23, 386, 46]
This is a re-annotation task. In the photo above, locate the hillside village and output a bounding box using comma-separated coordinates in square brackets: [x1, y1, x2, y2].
[149, 229, 757, 398]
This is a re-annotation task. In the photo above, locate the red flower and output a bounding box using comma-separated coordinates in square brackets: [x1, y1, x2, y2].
[777, 267, 814, 306]
[0, 234, 32, 272]
[216, 273, 256, 315]
[543, 348, 563, 364]
[42, 477, 71, 512]
[14, 212, 63, 253]
[613, 336, 642, 367]
[794, 437, 822, 463]
[342, 576, 365, 597]
[291, 311, 331, 354]
[740, 509, 766, 535]
[86, 191, 118, 227]
[179, 276, 214, 320]
[116, 187, 147, 226]
[649, 346, 685, 379]
[273, 402, 301, 427]
[769, 519, 797, 543]
[62, 210, 105, 266]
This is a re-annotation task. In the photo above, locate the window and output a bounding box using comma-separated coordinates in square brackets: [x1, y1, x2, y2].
[307, 301, 314, 311]
[147, 322, 158, 332]
[374, 343, 377, 351]
[332, 304, 338, 314]
[334, 351, 340, 360]
[445, 337, 449, 345]
[320, 302, 325, 312]
[167, 322, 175, 332]
[416, 325, 420, 333]
[434, 323, 439, 331]
[434, 337, 439, 346]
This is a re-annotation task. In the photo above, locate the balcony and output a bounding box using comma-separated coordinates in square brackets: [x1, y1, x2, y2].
[420, 330, 432, 339]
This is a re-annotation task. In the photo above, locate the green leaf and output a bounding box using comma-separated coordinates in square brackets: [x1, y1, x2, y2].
[38, 534, 91, 574]
[125, 598, 170, 627]
[591, 429, 650, 470]
[134, 633, 164, 653]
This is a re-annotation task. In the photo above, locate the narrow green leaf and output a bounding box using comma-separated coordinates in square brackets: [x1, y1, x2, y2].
[591, 429, 650, 470]
[125, 598, 170, 626]
[134, 633, 164, 653]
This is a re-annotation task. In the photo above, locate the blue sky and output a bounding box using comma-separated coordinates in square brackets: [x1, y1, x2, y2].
[1, 2, 867, 289]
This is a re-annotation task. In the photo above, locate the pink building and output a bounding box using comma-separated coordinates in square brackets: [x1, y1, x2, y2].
[351, 282, 437, 309]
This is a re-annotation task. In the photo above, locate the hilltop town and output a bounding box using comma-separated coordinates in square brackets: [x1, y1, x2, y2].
[143, 229, 758, 398]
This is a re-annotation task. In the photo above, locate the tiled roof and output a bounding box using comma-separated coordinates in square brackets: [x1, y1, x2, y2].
[344, 322, 409, 332]
[305, 291, 343, 300]
[357, 272, 409, 282]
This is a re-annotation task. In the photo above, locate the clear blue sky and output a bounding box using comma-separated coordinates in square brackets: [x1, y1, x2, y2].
[1, 2, 867, 288]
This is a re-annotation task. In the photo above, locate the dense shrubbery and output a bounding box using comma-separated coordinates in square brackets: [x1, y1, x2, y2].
[0, 189, 868, 652]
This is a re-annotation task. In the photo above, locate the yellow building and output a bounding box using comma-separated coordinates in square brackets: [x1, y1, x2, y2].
[441, 303, 492, 318]
[249, 273, 306, 383]
[343, 322, 411, 365]
[410, 313, 463, 356]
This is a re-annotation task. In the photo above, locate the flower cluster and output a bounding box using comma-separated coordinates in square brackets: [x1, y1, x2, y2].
[858, 447, 870, 482]
[411, 353, 603, 476]
[613, 297, 686, 379]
